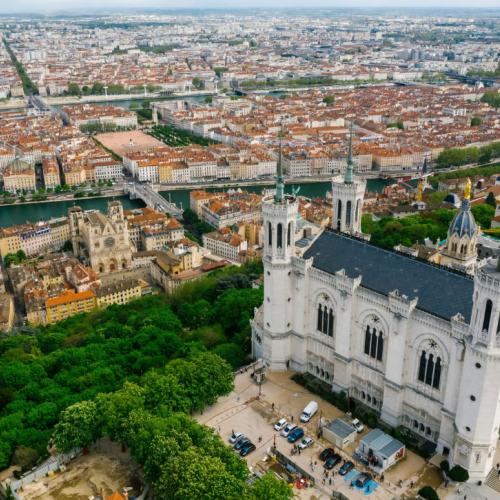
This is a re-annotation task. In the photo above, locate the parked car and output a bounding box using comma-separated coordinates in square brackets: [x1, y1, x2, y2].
[354, 473, 372, 488]
[274, 418, 287, 431]
[339, 461, 355, 476]
[300, 400, 319, 422]
[229, 431, 243, 444]
[234, 438, 251, 451]
[324, 453, 342, 469]
[287, 427, 305, 443]
[297, 437, 314, 450]
[319, 447, 335, 461]
[352, 418, 364, 433]
[281, 423, 297, 437]
[240, 442, 256, 457]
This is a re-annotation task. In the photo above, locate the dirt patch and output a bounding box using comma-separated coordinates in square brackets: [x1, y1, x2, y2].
[19, 440, 141, 500]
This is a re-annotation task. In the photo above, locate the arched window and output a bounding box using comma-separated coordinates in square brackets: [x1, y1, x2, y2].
[346, 200, 352, 226]
[377, 335, 384, 361]
[418, 349, 442, 390]
[287, 222, 292, 246]
[317, 299, 334, 337]
[364, 325, 371, 355]
[483, 299, 493, 332]
[433, 357, 441, 389]
[355, 199, 361, 223]
[337, 200, 342, 225]
[268, 222, 272, 247]
[425, 354, 434, 386]
[370, 329, 378, 358]
[317, 305, 323, 332]
[364, 318, 384, 361]
[418, 351, 426, 382]
[277, 223, 283, 249]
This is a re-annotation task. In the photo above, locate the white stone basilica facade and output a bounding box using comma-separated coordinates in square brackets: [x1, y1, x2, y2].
[252, 156, 500, 480]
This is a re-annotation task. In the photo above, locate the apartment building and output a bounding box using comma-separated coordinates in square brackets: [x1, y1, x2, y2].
[125, 207, 185, 251]
[203, 228, 248, 262]
[95, 278, 142, 308]
[42, 157, 61, 189]
[61, 104, 138, 129]
[45, 289, 96, 324]
[0, 218, 70, 259]
[2, 158, 36, 192]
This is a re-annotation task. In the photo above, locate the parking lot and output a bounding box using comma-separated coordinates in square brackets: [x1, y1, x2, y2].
[196, 370, 443, 499]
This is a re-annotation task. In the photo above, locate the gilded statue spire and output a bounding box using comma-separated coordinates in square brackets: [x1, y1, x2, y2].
[464, 177, 471, 201]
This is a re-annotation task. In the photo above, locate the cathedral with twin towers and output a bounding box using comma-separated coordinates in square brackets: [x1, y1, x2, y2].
[252, 141, 500, 480]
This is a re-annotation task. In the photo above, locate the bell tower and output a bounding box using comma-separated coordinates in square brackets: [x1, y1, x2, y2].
[331, 123, 366, 235]
[261, 141, 299, 370]
[454, 257, 500, 480]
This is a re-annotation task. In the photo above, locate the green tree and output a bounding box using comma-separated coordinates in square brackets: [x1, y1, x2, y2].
[481, 90, 500, 108]
[485, 191, 497, 208]
[418, 486, 439, 500]
[96, 382, 145, 443]
[52, 400, 100, 452]
[192, 77, 205, 90]
[471, 116, 482, 127]
[471, 203, 495, 229]
[154, 447, 244, 500]
[322, 95, 335, 105]
[447, 465, 469, 482]
[247, 472, 294, 500]
[67, 82, 81, 96]
[91, 81, 105, 95]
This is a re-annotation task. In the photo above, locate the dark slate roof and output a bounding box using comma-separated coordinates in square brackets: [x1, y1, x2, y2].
[303, 230, 474, 322]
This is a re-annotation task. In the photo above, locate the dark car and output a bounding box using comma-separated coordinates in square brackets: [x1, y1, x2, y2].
[354, 473, 372, 488]
[319, 447, 335, 461]
[287, 427, 304, 443]
[240, 442, 256, 457]
[324, 453, 342, 469]
[339, 461, 354, 476]
[234, 438, 251, 451]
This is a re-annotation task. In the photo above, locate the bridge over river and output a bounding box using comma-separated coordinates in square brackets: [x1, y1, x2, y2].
[124, 182, 183, 218]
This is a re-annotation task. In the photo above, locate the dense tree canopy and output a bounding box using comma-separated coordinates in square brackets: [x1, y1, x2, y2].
[0, 262, 263, 471]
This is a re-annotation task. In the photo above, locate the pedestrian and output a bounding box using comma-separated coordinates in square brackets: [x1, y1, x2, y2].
[464, 496, 467, 500]
[291, 415, 294, 422]
[258, 436, 262, 443]
[410, 481, 414, 489]
[444, 479, 449, 487]
[497, 462, 500, 470]
[231, 429, 234, 435]
[272, 402, 275, 411]
[329, 478, 332, 486]
[380, 473, 384, 482]
[315, 460, 318, 466]
[298, 448, 301, 455]
[322, 478, 325, 485]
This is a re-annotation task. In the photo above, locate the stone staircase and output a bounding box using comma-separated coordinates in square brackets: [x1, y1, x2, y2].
[485, 467, 500, 494]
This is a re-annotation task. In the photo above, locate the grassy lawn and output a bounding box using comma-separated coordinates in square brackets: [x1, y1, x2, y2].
[150, 124, 218, 147]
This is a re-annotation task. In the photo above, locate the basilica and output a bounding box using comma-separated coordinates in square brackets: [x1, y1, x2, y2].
[251, 146, 500, 480]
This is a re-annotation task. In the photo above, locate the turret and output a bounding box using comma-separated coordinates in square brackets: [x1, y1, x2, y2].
[331, 123, 366, 234]
[261, 141, 299, 370]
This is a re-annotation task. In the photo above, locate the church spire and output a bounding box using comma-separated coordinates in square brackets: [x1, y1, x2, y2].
[345, 122, 354, 184]
[275, 132, 285, 203]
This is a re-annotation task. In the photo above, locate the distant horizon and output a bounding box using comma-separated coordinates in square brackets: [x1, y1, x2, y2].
[1, 2, 500, 15]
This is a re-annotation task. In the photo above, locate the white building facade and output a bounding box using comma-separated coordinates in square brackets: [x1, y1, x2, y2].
[252, 164, 500, 481]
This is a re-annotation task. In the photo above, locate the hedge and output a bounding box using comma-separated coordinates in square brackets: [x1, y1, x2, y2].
[448, 465, 469, 482]
[418, 485, 440, 500]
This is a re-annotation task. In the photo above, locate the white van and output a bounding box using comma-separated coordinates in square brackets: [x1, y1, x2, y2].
[300, 401, 319, 422]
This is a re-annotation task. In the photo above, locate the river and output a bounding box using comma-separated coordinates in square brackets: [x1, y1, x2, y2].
[0, 179, 388, 227]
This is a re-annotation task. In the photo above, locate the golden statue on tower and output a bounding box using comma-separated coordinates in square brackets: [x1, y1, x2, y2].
[416, 178, 424, 202]
[464, 177, 471, 200]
